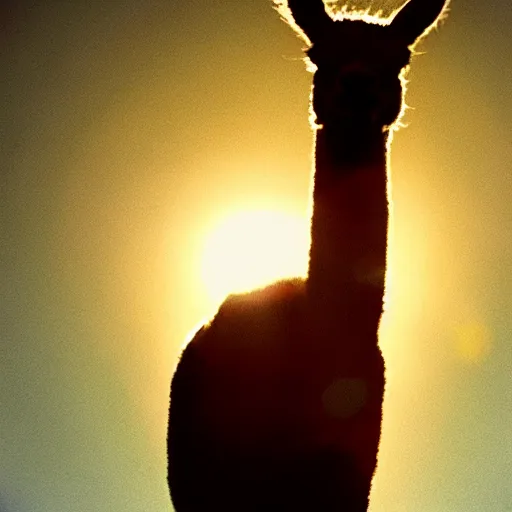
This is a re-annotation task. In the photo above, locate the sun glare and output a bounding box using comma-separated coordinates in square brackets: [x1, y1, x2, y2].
[200, 209, 310, 305]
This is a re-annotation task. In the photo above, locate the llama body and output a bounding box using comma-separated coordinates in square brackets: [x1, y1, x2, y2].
[169, 278, 384, 511]
[168, 1, 449, 510]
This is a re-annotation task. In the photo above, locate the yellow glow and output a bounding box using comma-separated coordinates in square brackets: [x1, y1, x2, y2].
[200, 208, 310, 305]
[454, 321, 492, 363]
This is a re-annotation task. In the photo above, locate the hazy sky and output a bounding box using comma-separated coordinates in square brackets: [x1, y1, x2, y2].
[2, 1, 511, 511]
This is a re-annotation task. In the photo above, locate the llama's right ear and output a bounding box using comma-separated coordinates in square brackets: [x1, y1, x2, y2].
[277, 0, 332, 45]
[391, 0, 450, 46]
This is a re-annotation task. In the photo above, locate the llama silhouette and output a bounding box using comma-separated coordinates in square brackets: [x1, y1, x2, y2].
[167, 1, 450, 510]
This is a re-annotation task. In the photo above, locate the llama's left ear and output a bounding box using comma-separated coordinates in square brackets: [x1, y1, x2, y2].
[391, 0, 450, 46]
[278, 0, 333, 45]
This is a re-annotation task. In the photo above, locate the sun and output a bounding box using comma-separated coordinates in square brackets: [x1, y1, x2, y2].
[200, 208, 310, 305]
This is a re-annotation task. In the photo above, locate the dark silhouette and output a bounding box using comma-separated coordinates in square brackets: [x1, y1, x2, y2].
[167, 1, 449, 510]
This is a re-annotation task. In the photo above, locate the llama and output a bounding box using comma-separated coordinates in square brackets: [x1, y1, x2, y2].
[167, 0, 449, 510]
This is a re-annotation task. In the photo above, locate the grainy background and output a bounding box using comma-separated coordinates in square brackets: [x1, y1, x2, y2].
[2, 1, 511, 511]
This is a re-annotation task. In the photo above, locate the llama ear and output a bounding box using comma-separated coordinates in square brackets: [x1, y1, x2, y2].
[391, 0, 450, 46]
[283, 0, 333, 44]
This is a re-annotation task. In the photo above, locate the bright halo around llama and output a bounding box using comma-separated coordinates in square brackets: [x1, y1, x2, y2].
[201, 208, 309, 304]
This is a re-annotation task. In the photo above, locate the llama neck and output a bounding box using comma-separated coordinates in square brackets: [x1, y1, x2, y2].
[307, 124, 390, 315]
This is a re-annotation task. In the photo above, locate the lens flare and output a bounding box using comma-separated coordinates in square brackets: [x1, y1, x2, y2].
[454, 320, 492, 363]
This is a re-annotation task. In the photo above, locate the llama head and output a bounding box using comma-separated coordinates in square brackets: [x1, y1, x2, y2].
[277, 0, 450, 130]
